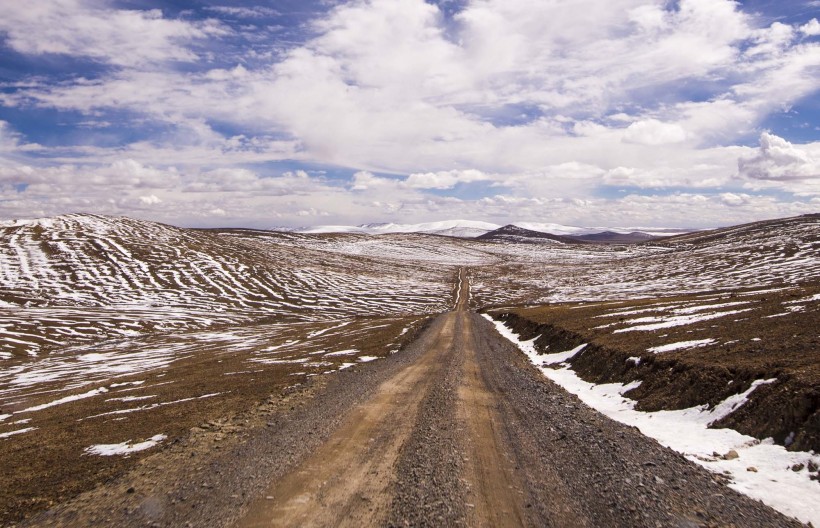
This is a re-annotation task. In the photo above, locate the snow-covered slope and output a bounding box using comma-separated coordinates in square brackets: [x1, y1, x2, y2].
[469, 214, 820, 307]
[0, 214, 455, 358]
[2, 212, 815, 360]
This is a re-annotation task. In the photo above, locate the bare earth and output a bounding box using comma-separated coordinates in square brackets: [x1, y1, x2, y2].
[20, 272, 802, 527]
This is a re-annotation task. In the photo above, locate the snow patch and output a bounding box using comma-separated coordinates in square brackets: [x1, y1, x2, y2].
[110, 381, 145, 388]
[0, 427, 37, 439]
[324, 349, 358, 357]
[84, 434, 167, 456]
[614, 309, 754, 332]
[648, 338, 716, 354]
[105, 395, 157, 403]
[19, 387, 109, 413]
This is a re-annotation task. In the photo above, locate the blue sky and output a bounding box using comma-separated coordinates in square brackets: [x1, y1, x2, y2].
[0, 0, 818, 228]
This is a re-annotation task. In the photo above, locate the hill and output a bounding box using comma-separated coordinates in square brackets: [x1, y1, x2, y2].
[475, 224, 583, 244]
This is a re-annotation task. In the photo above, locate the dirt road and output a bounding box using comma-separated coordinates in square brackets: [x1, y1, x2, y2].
[24, 270, 801, 527]
[236, 270, 798, 527]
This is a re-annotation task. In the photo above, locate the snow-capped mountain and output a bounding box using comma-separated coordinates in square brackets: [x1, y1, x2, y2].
[281, 220, 690, 238]
[285, 219, 500, 238]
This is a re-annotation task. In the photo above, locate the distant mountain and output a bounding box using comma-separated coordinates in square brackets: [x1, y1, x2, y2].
[359, 220, 500, 238]
[280, 220, 690, 239]
[283, 219, 500, 238]
[511, 222, 590, 236]
[568, 231, 659, 244]
[476, 225, 584, 244]
[475, 225, 668, 245]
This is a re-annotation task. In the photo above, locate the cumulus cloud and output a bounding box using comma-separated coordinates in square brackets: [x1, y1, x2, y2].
[350, 171, 402, 191]
[139, 194, 161, 205]
[738, 132, 820, 181]
[800, 18, 820, 36]
[0, 154, 815, 229]
[622, 119, 688, 145]
[405, 169, 490, 189]
[7, 0, 815, 171]
[5, 1, 817, 167]
[719, 192, 750, 206]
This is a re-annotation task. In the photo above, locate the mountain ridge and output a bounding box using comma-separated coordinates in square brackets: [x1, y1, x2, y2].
[276, 219, 690, 239]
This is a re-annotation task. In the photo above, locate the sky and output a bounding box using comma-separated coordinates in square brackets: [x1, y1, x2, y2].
[0, 0, 818, 229]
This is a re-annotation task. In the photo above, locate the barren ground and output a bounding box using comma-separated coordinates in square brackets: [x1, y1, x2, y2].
[16, 272, 802, 527]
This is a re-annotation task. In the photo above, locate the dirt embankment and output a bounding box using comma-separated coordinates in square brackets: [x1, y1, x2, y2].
[492, 310, 820, 453]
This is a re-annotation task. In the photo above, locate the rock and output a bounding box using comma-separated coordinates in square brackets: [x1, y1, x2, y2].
[126, 487, 135, 494]
[791, 463, 804, 472]
[724, 450, 739, 460]
[746, 467, 758, 472]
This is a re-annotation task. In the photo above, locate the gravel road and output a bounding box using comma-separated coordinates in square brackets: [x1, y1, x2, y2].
[22, 271, 803, 527]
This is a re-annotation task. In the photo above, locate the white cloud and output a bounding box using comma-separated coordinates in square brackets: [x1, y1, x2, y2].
[800, 18, 820, 37]
[738, 133, 820, 182]
[349, 171, 402, 191]
[139, 195, 161, 205]
[405, 169, 490, 189]
[5, 0, 816, 172]
[603, 166, 675, 188]
[9, 0, 812, 176]
[719, 192, 750, 206]
[622, 119, 688, 145]
[744, 22, 795, 58]
[0, 0, 229, 67]
[0, 121, 22, 154]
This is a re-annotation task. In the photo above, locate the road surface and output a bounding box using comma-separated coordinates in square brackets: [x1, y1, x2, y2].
[235, 270, 797, 527]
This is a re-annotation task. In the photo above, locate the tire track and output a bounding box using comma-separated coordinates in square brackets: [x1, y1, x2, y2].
[237, 315, 456, 528]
